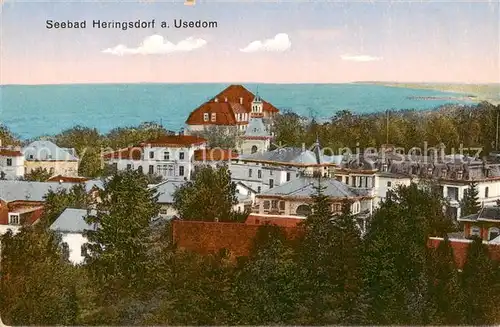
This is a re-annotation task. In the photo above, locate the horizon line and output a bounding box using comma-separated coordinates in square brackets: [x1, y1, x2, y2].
[2, 80, 499, 87]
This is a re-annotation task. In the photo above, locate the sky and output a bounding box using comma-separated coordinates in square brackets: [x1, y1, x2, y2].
[0, 0, 499, 84]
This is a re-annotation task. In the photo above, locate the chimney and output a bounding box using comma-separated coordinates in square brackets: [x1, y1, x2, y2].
[240, 97, 243, 105]
[214, 97, 218, 102]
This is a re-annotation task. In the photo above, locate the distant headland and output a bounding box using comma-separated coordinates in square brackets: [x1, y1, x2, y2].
[354, 81, 500, 105]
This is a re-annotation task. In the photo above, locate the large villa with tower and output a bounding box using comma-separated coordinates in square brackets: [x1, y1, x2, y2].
[184, 84, 279, 133]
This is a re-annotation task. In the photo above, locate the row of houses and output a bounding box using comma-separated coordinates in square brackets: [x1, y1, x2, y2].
[2, 84, 500, 265]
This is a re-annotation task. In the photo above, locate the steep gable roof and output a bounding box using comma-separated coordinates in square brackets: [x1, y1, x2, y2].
[185, 102, 238, 126]
[212, 85, 279, 113]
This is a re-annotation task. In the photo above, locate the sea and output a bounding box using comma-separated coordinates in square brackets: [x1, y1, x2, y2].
[0, 83, 474, 140]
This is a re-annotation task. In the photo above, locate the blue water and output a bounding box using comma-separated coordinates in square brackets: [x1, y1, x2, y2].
[0, 83, 473, 140]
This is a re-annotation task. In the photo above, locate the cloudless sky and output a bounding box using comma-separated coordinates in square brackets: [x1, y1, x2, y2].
[1, 0, 498, 84]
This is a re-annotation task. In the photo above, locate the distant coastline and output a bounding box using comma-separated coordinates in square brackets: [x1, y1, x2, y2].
[354, 81, 500, 105]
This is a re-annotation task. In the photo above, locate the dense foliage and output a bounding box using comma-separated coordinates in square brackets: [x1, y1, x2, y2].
[274, 102, 500, 155]
[172, 165, 246, 222]
[1, 172, 499, 325]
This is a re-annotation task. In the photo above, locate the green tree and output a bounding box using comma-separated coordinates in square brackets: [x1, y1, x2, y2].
[172, 165, 240, 222]
[273, 110, 306, 147]
[0, 226, 78, 325]
[460, 236, 500, 325]
[232, 225, 298, 325]
[83, 170, 160, 302]
[426, 236, 464, 324]
[461, 182, 481, 216]
[41, 184, 90, 227]
[24, 167, 52, 181]
[294, 178, 365, 324]
[363, 183, 454, 325]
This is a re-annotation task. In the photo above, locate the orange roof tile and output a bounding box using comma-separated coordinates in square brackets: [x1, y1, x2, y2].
[186, 102, 237, 126]
[212, 85, 279, 113]
[185, 85, 279, 126]
[0, 149, 22, 157]
[194, 149, 238, 161]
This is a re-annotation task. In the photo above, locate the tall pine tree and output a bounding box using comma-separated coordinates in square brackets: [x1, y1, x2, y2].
[461, 182, 481, 217]
[460, 236, 499, 325]
[83, 170, 160, 302]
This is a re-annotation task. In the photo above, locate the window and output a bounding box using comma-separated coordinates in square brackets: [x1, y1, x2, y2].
[179, 166, 185, 176]
[126, 164, 132, 170]
[471, 226, 481, 237]
[271, 200, 278, 209]
[179, 152, 185, 160]
[149, 165, 154, 174]
[137, 166, 143, 173]
[270, 170, 273, 176]
[258, 170, 262, 178]
[204, 113, 209, 121]
[263, 201, 270, 209]
[488, 227, 500, 241]
[286, 172, 291, 182]
[269, 179, 274, 188]
[211, 113, 216, 122]
[249, 169, 252, 178]
[29, 154, 34, 159]
[6, 158, 12, 166]
[251, 145, 258, 154]
[296, 204, 311, 216]
[149, 151, 154, 159]
[346, 176, 349, 185]
[8, 214, 19, 225]
[485, 187, 489, 198]
[279, 201, 285, 210]
[387, 181, 392, 187]
[164, 152, 170, 160]
[160, 208, 168, 215]
[61, 242, 70, 261]
[257, 186, 261, 193]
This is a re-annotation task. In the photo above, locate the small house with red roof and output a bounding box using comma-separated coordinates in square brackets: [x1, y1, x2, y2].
[103, 134, 207, 180]
[185, 85, 279, 133]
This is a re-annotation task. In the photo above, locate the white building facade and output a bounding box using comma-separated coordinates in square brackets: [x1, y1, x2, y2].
[0, 149, 24, 180]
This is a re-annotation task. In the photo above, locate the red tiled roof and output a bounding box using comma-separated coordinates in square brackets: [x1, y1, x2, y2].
[0, 201, 44, 225]
[212, 85, 279, 113]
[172, 220, 301, 257]
[185, 85, 279, 126]
[47, 175, 90, 183]
[0, 149, 22, 157]
[194, 149, 238, 161]
[186, 102, 238, 126]
[143, 135, 207, 147]
[245, 214, 305, 228]
[103, 147, 143, 160]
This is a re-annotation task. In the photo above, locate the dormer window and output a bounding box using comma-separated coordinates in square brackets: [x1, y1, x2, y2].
[382, 163, 388, 172]
[441, 168, 447, 178]
[211, 113, 216, 122]
[457, 170, 463, 180]
[427, 167, 433, 175]
[203, 113, 209, 122]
